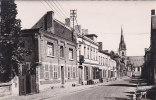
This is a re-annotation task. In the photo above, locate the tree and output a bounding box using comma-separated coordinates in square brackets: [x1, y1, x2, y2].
[0, 0, 23, 82]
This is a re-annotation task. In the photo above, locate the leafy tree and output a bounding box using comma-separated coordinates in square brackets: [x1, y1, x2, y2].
[0, 0, 23, 82]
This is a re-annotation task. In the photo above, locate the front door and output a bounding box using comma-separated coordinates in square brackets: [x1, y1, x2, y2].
[61, 66, 64, 84]
[19, 76, 26, 95]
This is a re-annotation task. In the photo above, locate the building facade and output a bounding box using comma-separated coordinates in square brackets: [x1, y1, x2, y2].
[19, 11, 78, 95]
[76, 26, 117, 85]
[127, 56, 144, 77]
[76, 27, 99, 85]
[142, 9, 156, 84]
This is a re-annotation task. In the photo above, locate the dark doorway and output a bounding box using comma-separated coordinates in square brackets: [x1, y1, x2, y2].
[26, 75, 31, 94]
[19, 75, 36, 95]
[61, 66, 64, 84]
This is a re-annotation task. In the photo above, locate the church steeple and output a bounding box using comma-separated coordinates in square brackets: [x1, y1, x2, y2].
[119, 27, 126, 51]
[119, 27, 126, 57]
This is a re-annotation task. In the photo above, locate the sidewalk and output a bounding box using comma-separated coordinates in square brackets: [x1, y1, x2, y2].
[0, 78, 124, 100]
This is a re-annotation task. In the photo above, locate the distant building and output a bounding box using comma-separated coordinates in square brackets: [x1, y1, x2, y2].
[127, 56, 144, 77]
[118, 27, 127, 77]
[19, 11, 78, 95]
[119, 27, 127, 62]
[98, 44, 117, 82]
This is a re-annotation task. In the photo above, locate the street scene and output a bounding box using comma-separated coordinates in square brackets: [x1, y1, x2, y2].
[0, 0, 156, 100]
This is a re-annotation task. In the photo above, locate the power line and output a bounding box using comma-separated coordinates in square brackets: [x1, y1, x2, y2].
[55, 0, 68, 17]
[50, 0, 68, 18]
[47, 0, 65, 20]
[43, 0, 64, 21]
[40, 1, 49, 10]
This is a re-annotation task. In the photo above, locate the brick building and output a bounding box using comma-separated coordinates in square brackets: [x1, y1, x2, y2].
[19, 11, 78, 95]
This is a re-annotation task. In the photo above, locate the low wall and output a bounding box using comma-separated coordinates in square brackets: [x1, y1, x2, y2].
[0, 83, 12, 97]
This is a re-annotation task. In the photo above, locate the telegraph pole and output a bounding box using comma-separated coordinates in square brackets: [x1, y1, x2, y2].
[70, 9, 77, 29]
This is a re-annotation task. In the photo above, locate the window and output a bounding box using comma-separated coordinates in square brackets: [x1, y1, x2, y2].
[54, 65, 58, 79]
[138, 67, 140, 71]
[73, 67, 76, 78]
[79, 45, 81, 56]
[99, 56, 100, 64]
[106, 58, 108, 66]
[68, 67, 70, 79]
[45, 65, 49, 79]
[96, 50, 98, 61]
[122, 52, 124, 56]
[93, 48, 95, 60]
[87, 46, 89, 59]
[47, 42, 54, 56]
[84, 46, 86, 58]
[69, 48, 73, 60]
[90, 47, 92, 60]
[85, 66, 89, 80]
[101, 57, 102, 65]
[60, 46, 64, 58]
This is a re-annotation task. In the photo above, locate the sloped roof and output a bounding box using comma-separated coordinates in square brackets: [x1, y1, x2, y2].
[127, 56, 144, 67]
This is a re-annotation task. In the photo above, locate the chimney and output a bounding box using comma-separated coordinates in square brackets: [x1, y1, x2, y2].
[98, 42, 103, 50]
[82, 29, 88, 35]
[151, 9, 155, 15]
[151, 9, 156, 30]
[45, 11, 54, 33]
[65, 18, 70, 27]
[75, 25, 81, 33]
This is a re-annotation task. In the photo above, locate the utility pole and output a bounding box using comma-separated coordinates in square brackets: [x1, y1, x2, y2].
[70, 9, 77, 30]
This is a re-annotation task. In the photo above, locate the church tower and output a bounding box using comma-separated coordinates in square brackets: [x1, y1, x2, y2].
[119, 27, 127, 61]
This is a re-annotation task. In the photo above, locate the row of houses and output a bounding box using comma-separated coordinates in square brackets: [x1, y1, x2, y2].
[10, 11, 121, 95]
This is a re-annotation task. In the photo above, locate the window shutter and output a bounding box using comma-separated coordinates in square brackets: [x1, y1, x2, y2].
[40, 65, 44, 79]
[58, 66, 60, 78]
[50, 65, 53, 79]
[65, 66, 67, 78]
[71, 67, 73, 78]
[76, 66, 78, 77]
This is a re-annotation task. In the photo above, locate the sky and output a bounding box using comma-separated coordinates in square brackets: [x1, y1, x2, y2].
[15, 0, 156, 56]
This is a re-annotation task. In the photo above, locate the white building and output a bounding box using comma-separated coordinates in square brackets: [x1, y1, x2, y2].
[76, 25, 117, 84]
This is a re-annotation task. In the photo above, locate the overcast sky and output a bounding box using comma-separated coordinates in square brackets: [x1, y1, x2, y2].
[15, 0, 156, 56]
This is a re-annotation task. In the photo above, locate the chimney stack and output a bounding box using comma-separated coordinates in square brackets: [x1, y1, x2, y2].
[65, 18, 70, 27]
[46, 11, 54, 33]
[98, 42, 103, 50]
[151, 9, 155, 15]
[75, 25, 81, 33]
[151, 9, 156, 30]
[82, 29, 88, 35]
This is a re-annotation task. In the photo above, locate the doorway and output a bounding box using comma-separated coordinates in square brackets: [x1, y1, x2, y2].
[61, 66, 64, 84]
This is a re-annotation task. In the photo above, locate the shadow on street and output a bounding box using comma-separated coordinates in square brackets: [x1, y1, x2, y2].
[106, 84, 137, 87]
[104, 97, 130, 100]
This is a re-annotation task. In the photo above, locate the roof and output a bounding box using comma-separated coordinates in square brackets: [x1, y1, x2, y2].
[85, 34, 98, 37]
[31, 11, 76, 42]
[127, 56, 144, 67]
